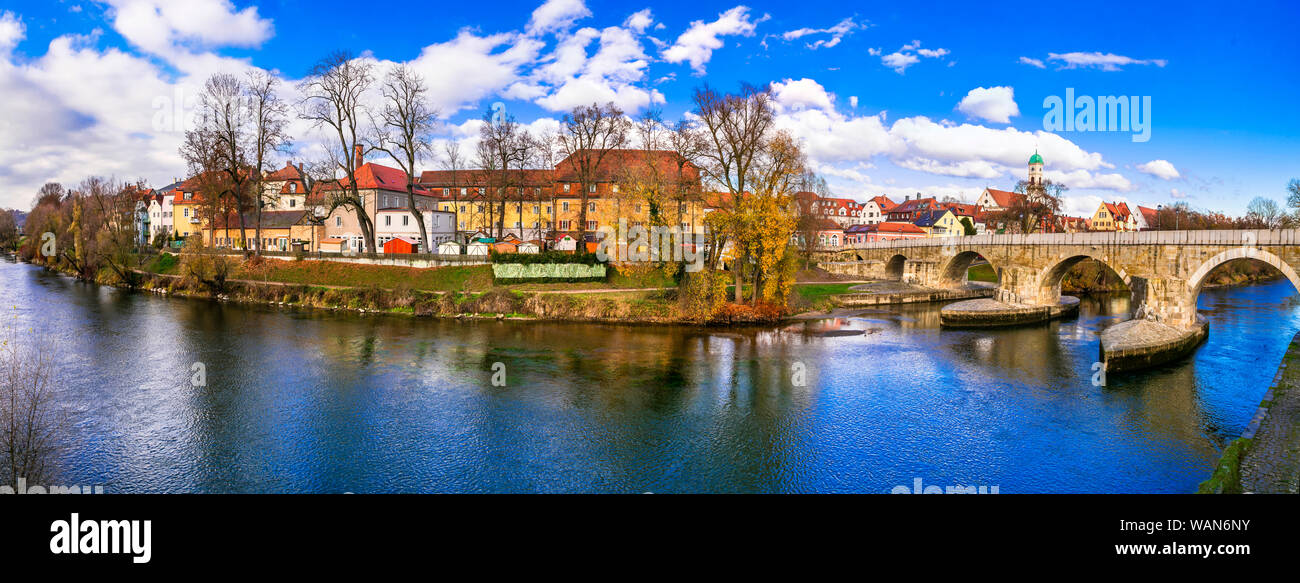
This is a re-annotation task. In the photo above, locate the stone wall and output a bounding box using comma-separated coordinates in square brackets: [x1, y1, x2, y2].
[817, 229, 1300, 329]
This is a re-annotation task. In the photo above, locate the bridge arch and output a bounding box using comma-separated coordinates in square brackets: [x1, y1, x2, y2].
[885, 254, 907, 280]
[1037, 253, 1131, 300]
[1187, 247, 1300, 299]
[939, 250, 998, 286]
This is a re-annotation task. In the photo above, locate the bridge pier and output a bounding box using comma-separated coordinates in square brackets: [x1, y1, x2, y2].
[1101, 276, 1208, 373]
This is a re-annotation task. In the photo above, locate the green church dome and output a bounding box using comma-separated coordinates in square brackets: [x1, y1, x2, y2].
[1028, 151, 1044, 165]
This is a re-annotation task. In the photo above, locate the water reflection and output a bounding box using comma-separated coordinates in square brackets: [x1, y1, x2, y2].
[1, 255, 1295, 493]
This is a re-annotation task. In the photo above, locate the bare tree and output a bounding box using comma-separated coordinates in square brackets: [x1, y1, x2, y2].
[991, 179, 1065, 234]
[299, 51, 378, 252]
[246, 69, 291, 257]
[440, 140, 466, 239]
[1, 328, 63, 490]
[1245, 196, 1290, 229]
[477, 108, 532, 239]
[557, 102, 630, 246]
[369, 64, 438, 251]
[202, 74, 254, 250]
[32, 183, 66, 209]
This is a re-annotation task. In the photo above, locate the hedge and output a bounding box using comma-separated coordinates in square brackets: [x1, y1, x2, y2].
[488, 250, 605, 265]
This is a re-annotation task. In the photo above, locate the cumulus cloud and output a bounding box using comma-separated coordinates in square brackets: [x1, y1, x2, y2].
[771, 78, 835, 111]
[769, 81, 1132, 196]
[956, 86, 1019, 124]
[781, 17, 860, 49]
[1045, 51, 1167, 71]
[0, 10, 23, 55]
[101, 0, 273, 56]
[623, 8, 654, 33]
[1136, 159, 1180, 180]
[526, 0, 592, 36]
[662, 6, 766, 73]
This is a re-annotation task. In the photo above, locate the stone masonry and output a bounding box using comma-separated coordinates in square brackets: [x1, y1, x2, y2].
[818, 230, 1300, 329]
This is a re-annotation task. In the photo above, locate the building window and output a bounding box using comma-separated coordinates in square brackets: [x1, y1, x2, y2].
[335, 217, 342, 227]
[563, 184, 571, 192]
[588, 184, 596, 193]
[402, 215, 409, 226]
[588, 202, 596, 212]
[562, 202, 570, 212]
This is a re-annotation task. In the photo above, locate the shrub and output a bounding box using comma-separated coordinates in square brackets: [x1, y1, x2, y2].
[678, 270, 729, 322]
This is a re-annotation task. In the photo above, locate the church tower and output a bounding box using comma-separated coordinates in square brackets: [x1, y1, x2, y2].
[1028, 150, 1044, 187]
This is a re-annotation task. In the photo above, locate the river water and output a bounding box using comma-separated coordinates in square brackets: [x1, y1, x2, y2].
[2, 256, 1295, 493]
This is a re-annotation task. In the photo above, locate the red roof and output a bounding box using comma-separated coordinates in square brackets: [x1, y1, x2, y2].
[870, 222, 927, 234]
[324, 163, 430, 195]
[941, 202, 980, 217]
[265, 161, 304, 182]
[1137, 205, 1158, 226]
[983, 188, 1021, 208]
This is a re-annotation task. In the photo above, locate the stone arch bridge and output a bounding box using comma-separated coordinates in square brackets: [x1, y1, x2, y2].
[818, 230, 1300, 330]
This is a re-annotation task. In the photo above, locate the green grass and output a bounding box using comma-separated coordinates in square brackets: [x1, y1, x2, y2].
[795, 283, 857, 303]
[967, 263, 998, 283]
[1196, 437, 1252, 494]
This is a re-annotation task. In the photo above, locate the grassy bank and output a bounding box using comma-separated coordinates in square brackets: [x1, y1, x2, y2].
[1196, 437, 1252, 494]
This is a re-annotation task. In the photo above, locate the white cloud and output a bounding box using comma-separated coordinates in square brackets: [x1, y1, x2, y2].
[849, 95, 858, 108]
[881, 51, 918, 74]
[771, 86, 1132, 195]
[526, 0, 592, 36]
[1136, 159, 1180, 180]
[956, 86, 1019, 124]
[662, 6, 766, 74]
[1170, 188, 1189, 199]
[101, 0, 273, 56]
[0, 11, 24, 55]
[781, 17, 859, 49]
[1018, 56, 1045, 69]
[409, 30, 544, 114]
[873, 40, 948, 74]
[1046, 51, 1167, 71]
[624, 8, 654, 34]
[771, 78, 835, 111]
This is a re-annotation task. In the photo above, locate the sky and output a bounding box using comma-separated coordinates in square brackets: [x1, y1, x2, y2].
[0, 0, 1297, 217]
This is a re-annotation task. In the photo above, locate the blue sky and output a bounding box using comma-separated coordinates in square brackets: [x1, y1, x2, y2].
[1, 0, 1296, 216]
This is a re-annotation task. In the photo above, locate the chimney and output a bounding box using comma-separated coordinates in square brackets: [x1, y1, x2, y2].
[354, 145, 364, 167]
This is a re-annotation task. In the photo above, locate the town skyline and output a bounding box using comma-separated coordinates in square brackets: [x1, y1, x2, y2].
[0, 0, 1296, 216]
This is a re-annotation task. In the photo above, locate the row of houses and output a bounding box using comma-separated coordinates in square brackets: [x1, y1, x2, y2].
[135, 147, 715, 255]
[132, 148, 1162, 255]
[800, 152, 1162, 249]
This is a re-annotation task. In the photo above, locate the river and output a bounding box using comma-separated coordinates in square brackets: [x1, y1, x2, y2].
[2, 256, 1295, 493]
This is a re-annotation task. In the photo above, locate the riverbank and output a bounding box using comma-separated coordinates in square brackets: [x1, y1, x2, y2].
[1200, 330, 1300, 493]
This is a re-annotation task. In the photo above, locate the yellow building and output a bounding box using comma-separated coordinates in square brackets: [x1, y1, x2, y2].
[914, 209, 963, 237]
[170, 189, 204, 239]
[1090, 201, 1137, 231]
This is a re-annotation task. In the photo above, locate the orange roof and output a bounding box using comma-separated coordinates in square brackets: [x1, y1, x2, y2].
[1103, 201, 1132, 221]
[983, 188, 1022, 208]
[869, 195, 897, 210]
